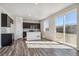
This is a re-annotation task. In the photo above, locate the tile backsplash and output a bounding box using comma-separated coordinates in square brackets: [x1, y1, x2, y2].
[1, 27, 12, 33]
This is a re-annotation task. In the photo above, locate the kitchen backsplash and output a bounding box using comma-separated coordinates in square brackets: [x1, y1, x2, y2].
[1, 26, 14, 34]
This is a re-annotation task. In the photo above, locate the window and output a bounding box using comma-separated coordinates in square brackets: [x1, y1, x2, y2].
[55, 15, 64, 33]
[56, 15, 64, 26]
[55, 8, 77, 47]
[43, 19, 49, 32]
[65, 9, 77, 25]
[65, 9, 77, 47]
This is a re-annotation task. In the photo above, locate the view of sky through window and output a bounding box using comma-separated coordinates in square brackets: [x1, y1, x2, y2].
[56, 10, 77, 26]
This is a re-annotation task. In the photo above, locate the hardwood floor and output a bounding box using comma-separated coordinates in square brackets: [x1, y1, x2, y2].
[0, 39, 28, 56]
[0, 39, 79, 56]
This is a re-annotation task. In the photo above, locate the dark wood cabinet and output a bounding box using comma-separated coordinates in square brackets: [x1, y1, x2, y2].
[23, 22, 40, 29]
[1, 13, 13, 27]
[1, 34, 13, 47]
[1, 13, 8, 27]
[1, 13, 14, 47]
[23, 32, 26, 38]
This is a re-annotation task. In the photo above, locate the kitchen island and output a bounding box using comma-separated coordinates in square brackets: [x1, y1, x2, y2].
[27, 32, 41, 41]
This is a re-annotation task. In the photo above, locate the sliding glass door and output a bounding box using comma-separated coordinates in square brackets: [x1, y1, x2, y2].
[65, 9, 77, 47]
[55, 15, 64, 42]
[55, 9, 77, 47]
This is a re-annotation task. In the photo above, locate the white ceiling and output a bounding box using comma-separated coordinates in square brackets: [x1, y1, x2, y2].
[0, 3, 72, 20]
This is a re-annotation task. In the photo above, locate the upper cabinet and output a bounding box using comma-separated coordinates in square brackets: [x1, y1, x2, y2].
[1, 13, 13, 27]
[23, 22, 40, 29]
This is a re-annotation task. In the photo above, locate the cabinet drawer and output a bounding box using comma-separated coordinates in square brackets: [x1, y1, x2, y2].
[1, 34, 13, 47]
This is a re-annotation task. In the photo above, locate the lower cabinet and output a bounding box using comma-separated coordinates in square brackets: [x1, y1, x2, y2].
[27, 32, 41, 40]
[1, 34, 13, 47]
[23, 32, 26, 38]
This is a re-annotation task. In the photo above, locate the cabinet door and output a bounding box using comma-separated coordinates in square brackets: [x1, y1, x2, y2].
[1, 13, 11, 27]
[1, 34, 12, 47]
[23, 32, 26, 37]
[27, 32, 41, 40]
[1, 13, 7, 27]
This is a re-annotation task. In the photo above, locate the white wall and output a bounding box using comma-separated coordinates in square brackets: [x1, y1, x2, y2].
[14, 17, 23, 40]
[40, 16, 56, 40]
[23, 19, 40, 23]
